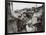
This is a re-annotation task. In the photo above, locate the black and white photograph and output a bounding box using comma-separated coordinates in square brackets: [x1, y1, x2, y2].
[7, 1, 45, 33]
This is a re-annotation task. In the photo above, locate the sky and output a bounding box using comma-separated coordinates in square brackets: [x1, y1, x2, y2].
[13, 2, 43, 11]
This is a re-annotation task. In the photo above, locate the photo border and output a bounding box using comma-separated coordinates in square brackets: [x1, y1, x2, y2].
[5, 0, 45, 35]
